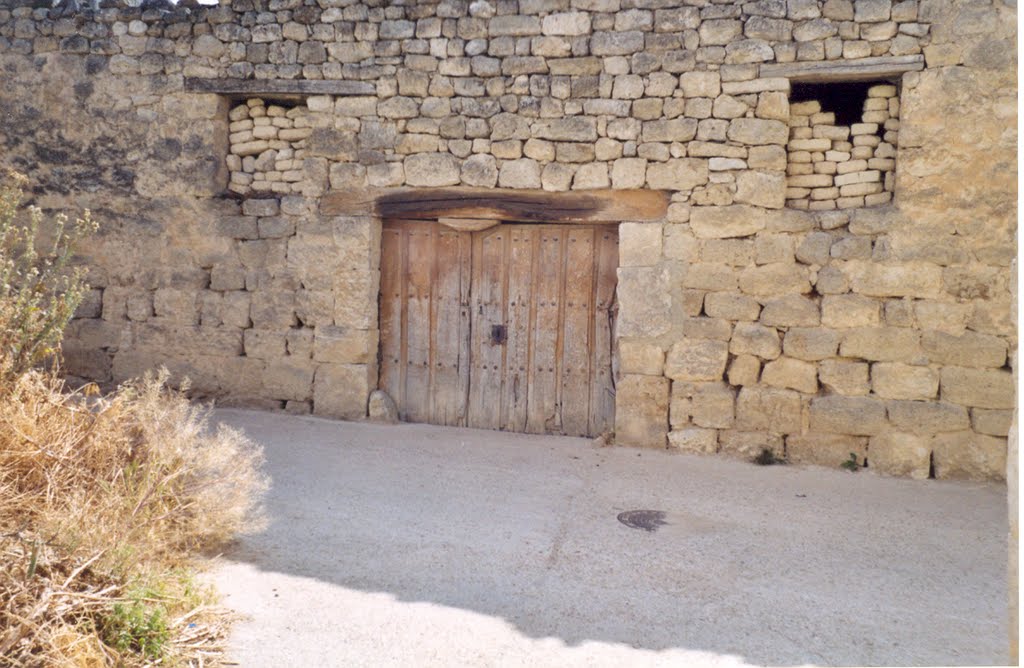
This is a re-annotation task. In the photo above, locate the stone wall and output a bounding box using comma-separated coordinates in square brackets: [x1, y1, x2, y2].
[0, 0, 1015, 480]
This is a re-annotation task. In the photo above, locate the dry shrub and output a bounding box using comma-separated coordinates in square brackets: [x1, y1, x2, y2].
[0, 369, 268, 666]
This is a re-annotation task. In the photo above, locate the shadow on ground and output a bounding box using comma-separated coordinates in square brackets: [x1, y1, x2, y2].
[212, 409, 1008, 667]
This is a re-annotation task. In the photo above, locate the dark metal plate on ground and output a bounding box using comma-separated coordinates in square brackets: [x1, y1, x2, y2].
[617, 510, 667, 532]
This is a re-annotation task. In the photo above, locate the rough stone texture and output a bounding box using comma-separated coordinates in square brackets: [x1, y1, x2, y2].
[368, 389, 399, 423]
[786, 433, 868, 468]
[869, 432, 931, 479]
[615, 375, 669, 448]
[0, 0, 1013, 479]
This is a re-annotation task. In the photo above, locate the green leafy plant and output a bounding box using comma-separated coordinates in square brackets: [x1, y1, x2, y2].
[101, 584, 171, 660]
[0, 169, 96, 381]
[841, 452, 860, 472]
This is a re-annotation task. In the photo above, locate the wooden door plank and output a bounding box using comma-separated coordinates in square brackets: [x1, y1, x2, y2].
[468, 227, 507, 430]
[526, 226, 564, 434]
[560, 227, 596, 437]
[431, 228, 471, 426]
[455, 232, 473, 427]
[502, 226, 535, 433]
[403, 223, 434, 424]
[589, 227, 619, 437]
[379, 224, 404, 414]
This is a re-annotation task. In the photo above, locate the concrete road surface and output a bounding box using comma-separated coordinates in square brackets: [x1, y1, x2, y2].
[209, 409, 1008, 667]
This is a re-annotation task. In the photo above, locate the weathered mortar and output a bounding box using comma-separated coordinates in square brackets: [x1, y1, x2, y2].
[0, 0, 1015, 480]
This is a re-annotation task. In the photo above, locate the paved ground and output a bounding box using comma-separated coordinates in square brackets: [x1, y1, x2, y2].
[209, 409, 1008, 667]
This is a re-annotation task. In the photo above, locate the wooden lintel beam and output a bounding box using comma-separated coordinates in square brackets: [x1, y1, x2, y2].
[438, 217, 501, 232]
[321, 187, 669, 224]
[760, 55, 924, 82]
[184, 77, 375, 98]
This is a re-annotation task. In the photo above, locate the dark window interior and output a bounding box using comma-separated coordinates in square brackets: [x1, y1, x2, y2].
[789, 81, 894, 126]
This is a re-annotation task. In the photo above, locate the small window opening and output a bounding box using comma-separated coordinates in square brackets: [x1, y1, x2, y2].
[225, 97, 312, 197]
[786, 80, 900, 211]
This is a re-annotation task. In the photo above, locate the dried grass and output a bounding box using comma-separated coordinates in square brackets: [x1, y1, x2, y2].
[0, 369, 268, 666]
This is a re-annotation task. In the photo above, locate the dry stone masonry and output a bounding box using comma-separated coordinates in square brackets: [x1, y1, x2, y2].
[785, 83, 898, 209]
[0, 0, 1015, 481]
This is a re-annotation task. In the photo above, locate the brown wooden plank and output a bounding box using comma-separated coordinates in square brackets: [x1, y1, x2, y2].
[759, 55, 923, 82]
[501, 226, 535, 433]
[184, 77, 375, 97]
[403, 223, 434, 424]
[430, 228, 470, 426]
[468, 227, 507, 431]
[589, 227, 619, 436]
[321, 187, 669, 223]
[526, 227, 564, 434]
[378, 224, 404, 413]
[560, 227, 595, 437]
[455, 232, 473, 427]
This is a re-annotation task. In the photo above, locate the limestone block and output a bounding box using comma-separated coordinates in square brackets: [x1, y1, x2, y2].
[940, 367, 1015, 409]
[153, 289, 198, 324]
[762, 357, 818, 393]
[922, 330, 1007, 368]
[727, 118, 789, 145]
[688, 382, 737, 428]
[738, 263, 811, 296]
[748, 145, 788, 171]
[728, 355, 761, 386]
[839, 327, 922, 363]
[541, 163, 575, 192]
[735, 170, 786, 209]
[683, 318, 733, 341]
[735, 386, 802, 433]
[787, 433, 868, 467]
[809, 395, 888, 435]
[334, 269, 378, 331]
[615, 374, 669, 448]
[542, 11, 591, 36]
[665, 339, 729, 382]
[845, 261, 943, 298]
[668, 428, 719, 454]
[680, 71, 721, 98]
[250, 290, 297, 328]
[262, 358, 315, 402]
[616, 266, 671, 338]
[611, 158, 648, 189]
[531, 117, 597, 142]
[681, 263, 738, 292]
[642, 119, 698, 143]
[405, 152, 462, 187]
[645, 159, 709, 192]
[499, 158, 542, 189]
[700, 19, 743, 45]
[914, 301, 972, 334]
[368, 390, 399, 423]
[461, 154, 499, 187]
[705, 292, 761, 321]
[719, 430, 784, 459]
[871, 362, 939, 400]
[760, 295, 820, 327]
[818, 359, 870, 396]
[286, 328, 314, 359]
[731, 322, 782, 360]
[869, 432, 931, 478]
[931, 431, 1007, 481]
[313, 363, 372, 420]
[619, 340, 665, 376]
[690, 205, 766, 239]
[573, 163, 610, 190]
[312, 325, 376, 364]
[619, 223, 663, 268]
[972, 409, 1013, 437]
[821, 294, 881, 328]
[244, 329, 287, 360]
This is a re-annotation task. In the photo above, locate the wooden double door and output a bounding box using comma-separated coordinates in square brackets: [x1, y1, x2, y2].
[379, 220, 618, 438]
